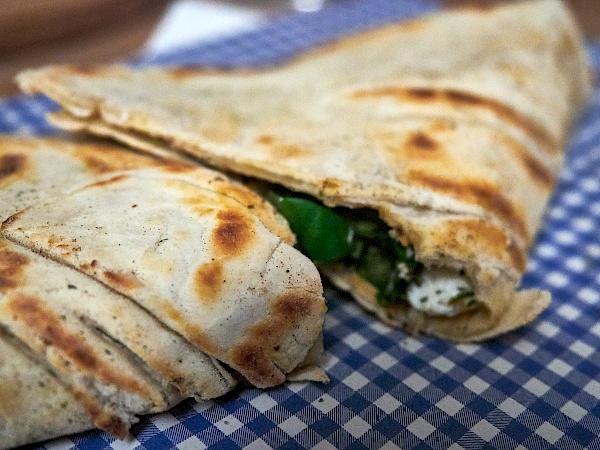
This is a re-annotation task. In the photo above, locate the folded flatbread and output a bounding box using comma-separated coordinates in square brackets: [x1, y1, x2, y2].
[16, 0, 592, 342]
[0, 137, 326, 449]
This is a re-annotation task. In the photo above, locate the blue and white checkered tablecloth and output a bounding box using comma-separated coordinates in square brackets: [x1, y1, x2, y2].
[2, 0, 600, 448]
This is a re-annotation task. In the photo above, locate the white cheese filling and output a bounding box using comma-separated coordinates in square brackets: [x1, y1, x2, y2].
[407, 267, 476, 317]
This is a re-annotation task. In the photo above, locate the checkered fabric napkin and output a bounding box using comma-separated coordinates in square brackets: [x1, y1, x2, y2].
[2, 0, 600, 448]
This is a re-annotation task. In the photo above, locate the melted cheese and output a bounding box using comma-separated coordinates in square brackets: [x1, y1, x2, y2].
[407, 267, 475, 317]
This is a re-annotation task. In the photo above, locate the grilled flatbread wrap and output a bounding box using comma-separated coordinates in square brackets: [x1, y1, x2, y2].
[16, 0, 592, 341]
[0, 137, 326, 448]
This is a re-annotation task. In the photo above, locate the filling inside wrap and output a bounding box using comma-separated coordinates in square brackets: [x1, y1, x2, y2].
[268, 189, 478, 317]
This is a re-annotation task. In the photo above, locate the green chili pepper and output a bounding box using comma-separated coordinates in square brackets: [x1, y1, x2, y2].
[356, 245, 394, 290]
[267, 191, 355, 264]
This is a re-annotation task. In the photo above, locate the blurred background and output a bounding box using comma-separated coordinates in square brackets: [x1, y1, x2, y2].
[1, 0, 598, 97]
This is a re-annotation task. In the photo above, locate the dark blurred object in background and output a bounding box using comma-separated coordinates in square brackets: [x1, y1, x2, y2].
[0, 0, 170, 97]
[0, 0, 597, 98]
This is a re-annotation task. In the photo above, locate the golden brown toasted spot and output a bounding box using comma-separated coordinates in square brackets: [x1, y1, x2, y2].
[259, 293, 322, 346]
[415, 218, 522, 272]
[249, 292, 323, 347]
[1, 211, 22, 229]
[454, 219, 507, 246]
[406, 87, 437, 100]
[85, 174, 129, 189]
[166, 67, 257, 80]
[428, 119, 457, 133]
[321, 178, 340, 190]
[352, 86, 428, 100]
[445, 89, 483, 105]
[507, 240, 526, 273]
[179, 195, 218, 218]
[0, 248, 29, 290]
[82, 155, 116, 174]
[94, 413, 128, 440]
[161, 161, 196, 173]
[231, 342, 285, 387]
[232, 290, 324, 386]
[184, 323, 220, 355]
[407, 131, 438, 151]
[470, 184, 527, 240]
[350, 87, 557, 153]
[194, 261, 224, 303]
[377, 129, 454, 170]
[0, 154, 26, 180]
[213, 209, 254, 257]
[159, 300, 184, 323]
[409, 171, 528, 239]
[167, 67, 200, 80]
[249, 321, 286, 347]
[152, 297, 220, 355]
[257, 135, 310, 159]
[257, 135, 275, 145]
[274, 144, 308, 159]
[71, 64, 103, 76]
[46, 235, 82, 257]
[7, 295, 151, 397]
[456, 220, 524, 272]
[78, 148, 156, 174]
[102, 270, 143, 291]
[272, 291, 322, 322]
[515, 149, 555, 189]
[53, 243, 81, 258]
[79, 259, 99, 273]
[444, 91, 558, 153]
[493, 132, 556, 189]
[73, 390, 128, 439]
[211, 182, 294, 245]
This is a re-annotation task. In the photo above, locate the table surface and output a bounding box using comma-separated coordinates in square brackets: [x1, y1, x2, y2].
[2, 1, 600, 449]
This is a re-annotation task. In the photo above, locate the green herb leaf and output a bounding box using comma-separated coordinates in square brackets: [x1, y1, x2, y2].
[448, 290, 475, 303]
